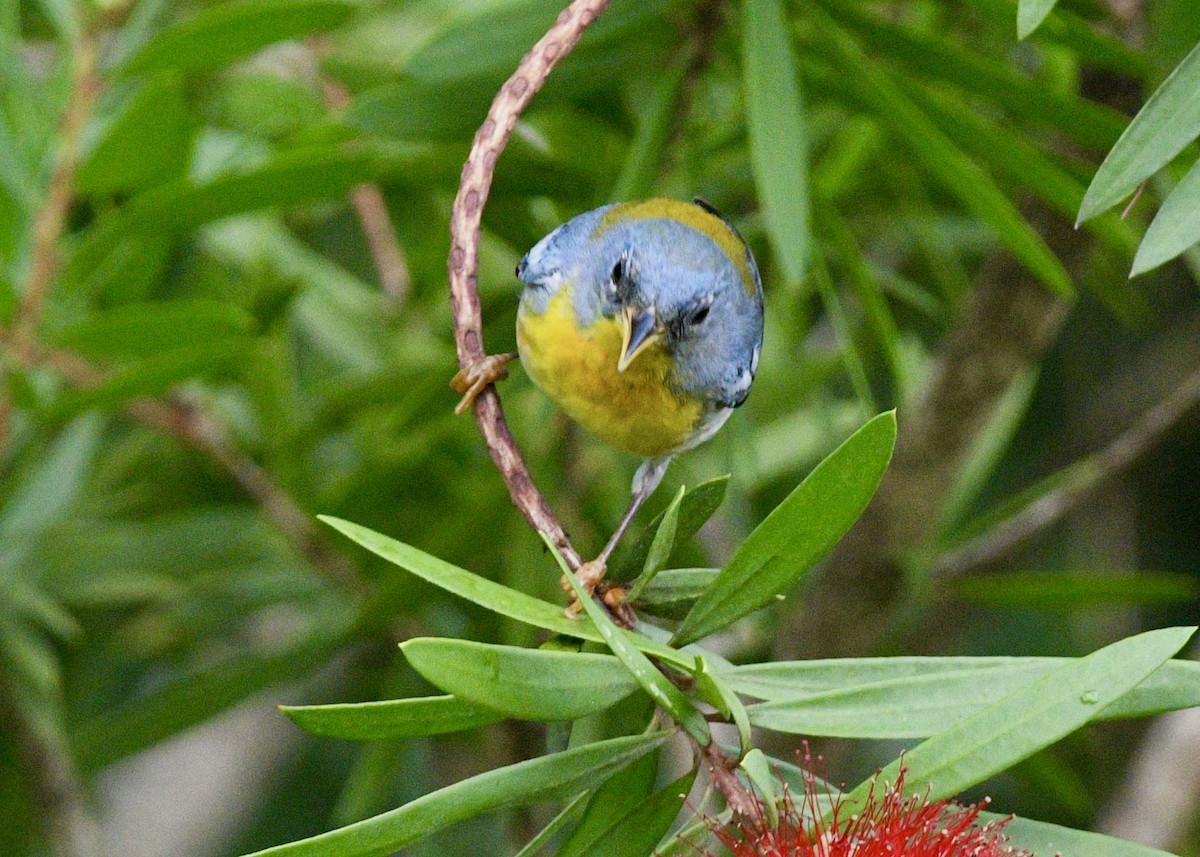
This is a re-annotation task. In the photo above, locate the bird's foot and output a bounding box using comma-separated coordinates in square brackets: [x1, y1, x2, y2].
[562, 558, 607, 617]
[449, 352, 518, 415]
[561, 561, 636, 627]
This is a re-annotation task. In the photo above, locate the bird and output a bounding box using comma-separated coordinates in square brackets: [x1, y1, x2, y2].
[510, 198, 764, 605]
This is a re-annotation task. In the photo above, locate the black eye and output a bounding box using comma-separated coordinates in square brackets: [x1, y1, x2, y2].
[611, 258, 625, 284]
[690, 304, 710, 325]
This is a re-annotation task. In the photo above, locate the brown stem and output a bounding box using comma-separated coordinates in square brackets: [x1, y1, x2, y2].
[446, 0, 615, 571]
[0, 29, 102, 451]
[697, 738, 760, 821]
[319, 75, 412, 308]
[933, 367, 1200, 579]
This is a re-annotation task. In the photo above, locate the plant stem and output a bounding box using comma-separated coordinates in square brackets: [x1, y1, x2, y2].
[445, 0, 615, 571]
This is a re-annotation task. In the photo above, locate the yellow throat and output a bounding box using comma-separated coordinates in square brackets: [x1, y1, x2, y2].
[517, 288, 702, 458]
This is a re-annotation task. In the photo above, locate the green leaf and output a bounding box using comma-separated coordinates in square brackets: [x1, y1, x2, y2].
[556, 751, 659, 857]
[319, 517, 694, 669]
[1017, 0, 1059, 38]
[76, 75, 193, 196]
[47, 340, 250, 418]
[951, 570, 1200, 611]
[815, 15, 1073, 297]
[739, 749, 779, 828]
[1000, 814, 1181, 857]
[512, 793, 590, 857]
[0, 415, 101, 548]
[731, 656, 1200, 738]
[51, 300, 255, 360]
[743, 0, 810, 284]
[837, 627, 1195, 812]
[74, 623, 351, 771]
[694, 656, 752, 755]
[399, 638, 639, 722]
[237, 732, 668, 857]
[936, 368, 1040, 541]
[65, 145, 396, 289]
[1079, 40, 1200, 223]
[625, 486, 685, 602]
[280, 695, 502, 741]
[580, 772, 696, 857]
[120, 0, 357, 76]
[820, 5, 1128, 152]
[1131, 156, 1200, 275]
[634, 568, 719, 617]
[673, 412, 896, 645]
[619, 476, 729, 579]
[554, 542, 711, 746]
[609, 54, 687, 201]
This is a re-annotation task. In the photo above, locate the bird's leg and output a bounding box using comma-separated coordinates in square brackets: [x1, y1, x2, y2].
[565, 457, 670, 618]
[449, 352, 518, 414]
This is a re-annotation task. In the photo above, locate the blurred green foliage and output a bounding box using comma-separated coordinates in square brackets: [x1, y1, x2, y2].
[1, 0, 1199, 855]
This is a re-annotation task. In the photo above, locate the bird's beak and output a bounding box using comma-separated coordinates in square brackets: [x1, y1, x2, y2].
[618, 306, 663, 373]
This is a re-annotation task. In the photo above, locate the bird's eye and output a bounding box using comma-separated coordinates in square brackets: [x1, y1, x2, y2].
[611, 258, 625, 285]
[689, 304, 710, 325]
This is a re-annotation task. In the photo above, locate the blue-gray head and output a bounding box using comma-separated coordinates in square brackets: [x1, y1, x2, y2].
[517, 199, 764, 409]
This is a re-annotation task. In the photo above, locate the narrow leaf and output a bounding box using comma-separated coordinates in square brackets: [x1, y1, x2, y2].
[626, 486, 685, 602]
[51, 299, 255, 359]
[673, 412, 896, 645]
[1000, 813, 1181, 857]
[65, 146, 393, 288]
[1131, 156, 1200, 275]
[320, 517, 694, 669]
[728, 655, 1200, 719]
[1017, 0, 1060, 39]
[838, 627, 1195, 812]
[584, 772, 696, 857]
[281, 695, 501, 741]
[743, 0, 810, 284]
[816, 14, 1073, 296]
[1079, 40, 1200, 223]
[619, 476, 729, 578]
[951, 570, 1200, 611]
[732, 656, 1200, 737]
[237, 733, 668, 857]
[399, 638, 639, 722]
[557, 752, 659, 857]
[554, 541, 711, 746]
[512, 793, 590, 857]
[635, 569, 719, 615]
[121, 0, 357, 76]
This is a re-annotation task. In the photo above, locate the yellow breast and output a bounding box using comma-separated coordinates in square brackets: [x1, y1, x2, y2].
[517, 288, 702, 458]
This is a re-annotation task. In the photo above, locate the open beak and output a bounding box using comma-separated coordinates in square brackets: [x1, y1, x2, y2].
[617, 306, 664, 373]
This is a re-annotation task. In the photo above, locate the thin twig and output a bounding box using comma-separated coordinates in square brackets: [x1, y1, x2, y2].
[319, 76, 412, 308]
[446, 0, 614, 571]
[14, 38, 100, 342]
[0, 28, 102, 452]
[933, 367, 1200, 579]
[1, 332, 363, 594]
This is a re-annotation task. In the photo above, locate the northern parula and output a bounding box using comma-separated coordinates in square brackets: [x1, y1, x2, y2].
[515, 198, 764, 596]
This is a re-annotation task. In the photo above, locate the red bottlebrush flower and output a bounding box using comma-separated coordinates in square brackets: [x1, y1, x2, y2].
[704, 749, 1033, 857]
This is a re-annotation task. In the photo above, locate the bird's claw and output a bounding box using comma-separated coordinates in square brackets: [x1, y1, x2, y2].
[450, 353, 518, 415]
[562, 561, 635, 627]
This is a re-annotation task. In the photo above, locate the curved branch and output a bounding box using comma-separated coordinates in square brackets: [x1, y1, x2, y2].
[446, 0, 613, 570]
